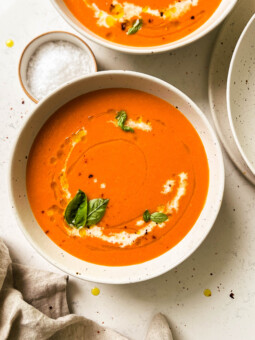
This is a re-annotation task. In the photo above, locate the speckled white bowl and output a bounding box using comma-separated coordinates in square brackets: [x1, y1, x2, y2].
[9, 71, 224, 284]
[50, 0, 237, 54]
[227, 14, 255, 176]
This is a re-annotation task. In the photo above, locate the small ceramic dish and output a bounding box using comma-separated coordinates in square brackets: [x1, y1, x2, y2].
[50, 0, 237, 55]
[9, 71, 224, 284]
[227, 14, 255, 176]
[18, 31, 97, 103]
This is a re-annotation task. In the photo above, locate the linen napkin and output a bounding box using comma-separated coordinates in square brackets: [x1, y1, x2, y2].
[0, 238, 173, 340]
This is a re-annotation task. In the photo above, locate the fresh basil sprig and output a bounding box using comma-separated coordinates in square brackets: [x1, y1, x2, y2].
[143, 210, 168, 224]
[87, 198, 110, 226]
[116, 110, 134, 133]
[64, 190, 109, 228]
[127, 19, 143, 35]
[150, 212, 168, 223]
[143, 210, 151, 223]
[64, 190, 88, 228]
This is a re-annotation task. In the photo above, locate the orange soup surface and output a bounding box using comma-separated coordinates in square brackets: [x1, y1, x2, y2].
[27, 89, 209, 266]
[63, 0, 221, 46]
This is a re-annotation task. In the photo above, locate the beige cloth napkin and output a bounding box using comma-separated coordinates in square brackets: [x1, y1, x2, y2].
[0, 238, 173, 340]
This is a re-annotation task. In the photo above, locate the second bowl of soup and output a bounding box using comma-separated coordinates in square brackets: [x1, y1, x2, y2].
[51, 0, 237, 53]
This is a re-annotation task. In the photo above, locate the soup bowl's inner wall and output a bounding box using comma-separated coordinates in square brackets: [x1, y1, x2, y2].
[50, 0, 237, 54]
[10, 71, 224, 283]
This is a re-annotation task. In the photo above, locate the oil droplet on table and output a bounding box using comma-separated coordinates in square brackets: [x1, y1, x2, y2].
[203, 289, 212, 297]
[6, 39, 14, 47]
[91, 287, 100, 296]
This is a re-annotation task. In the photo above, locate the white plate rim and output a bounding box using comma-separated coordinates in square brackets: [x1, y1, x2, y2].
[226, 13, 255, 176]
[208, 0, 255, 185]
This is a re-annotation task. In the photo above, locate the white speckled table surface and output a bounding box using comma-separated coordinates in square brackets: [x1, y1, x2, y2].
[1, 1, 255, 339]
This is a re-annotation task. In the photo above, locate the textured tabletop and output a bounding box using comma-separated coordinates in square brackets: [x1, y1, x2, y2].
[0, 1, 255, 339]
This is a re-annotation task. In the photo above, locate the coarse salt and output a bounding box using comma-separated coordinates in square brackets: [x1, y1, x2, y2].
[27, 40, 94, 100]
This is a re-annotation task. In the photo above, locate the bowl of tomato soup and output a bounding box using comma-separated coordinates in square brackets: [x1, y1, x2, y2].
[50, 0, 237, 54]
[9, 71, 224, 283]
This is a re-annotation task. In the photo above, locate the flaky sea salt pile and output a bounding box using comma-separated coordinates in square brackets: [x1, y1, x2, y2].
[27, 40, 94, 100]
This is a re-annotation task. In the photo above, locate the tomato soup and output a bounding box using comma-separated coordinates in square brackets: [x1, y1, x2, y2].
[26, 89, 209, 266]
[63, 0, 221, 47]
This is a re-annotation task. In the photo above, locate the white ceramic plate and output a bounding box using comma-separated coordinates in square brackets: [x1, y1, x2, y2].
[209, 0, 255, 185]
[9, 71, 224, 284]
[227, 14, 255, 175]
[50, 0, 237, 55]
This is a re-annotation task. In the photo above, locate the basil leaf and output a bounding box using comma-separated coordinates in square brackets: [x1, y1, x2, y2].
[127, 19, 143, 35]
[64, 189, 87, 228]
[87, 198, 109, 226]
[150, 212, 168, 224]
[74, 198, 88, 228]
[123, 125, 134, 133]
[116, 110, 134, 133]
[143, 210, 151, 222]
[116, 110, 127, 128]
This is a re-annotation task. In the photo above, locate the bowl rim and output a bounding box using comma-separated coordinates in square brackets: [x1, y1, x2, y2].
[18, 30, 98, 104]
[9, 70, 225, 284]
[50, 0, 238, 55]
[226, 14, 255, 176]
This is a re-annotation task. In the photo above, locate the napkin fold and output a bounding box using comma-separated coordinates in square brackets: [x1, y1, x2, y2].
[0, 238, 173, 340]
